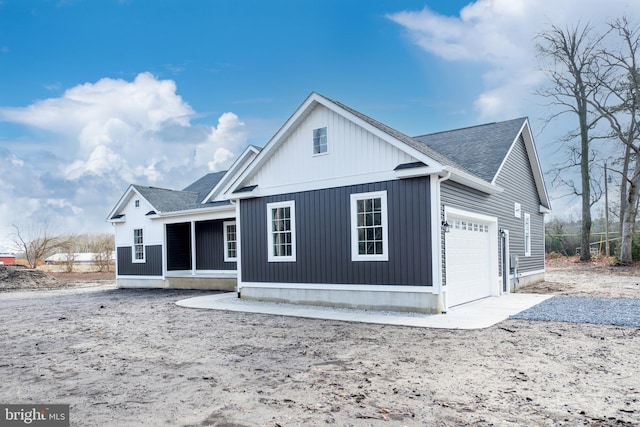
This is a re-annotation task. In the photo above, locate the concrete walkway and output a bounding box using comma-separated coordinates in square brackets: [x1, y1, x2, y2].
[176, 292, 553, 329]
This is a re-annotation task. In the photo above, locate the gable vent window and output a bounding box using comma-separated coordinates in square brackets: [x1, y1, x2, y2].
[313, 127, 328, 155]
[134, 199, 140, 208]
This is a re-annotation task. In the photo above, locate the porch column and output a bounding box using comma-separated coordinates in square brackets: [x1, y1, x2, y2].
[191, 221, 196, 275]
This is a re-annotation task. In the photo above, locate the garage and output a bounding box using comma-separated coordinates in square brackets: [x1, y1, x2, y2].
[444, 210, 498, 307]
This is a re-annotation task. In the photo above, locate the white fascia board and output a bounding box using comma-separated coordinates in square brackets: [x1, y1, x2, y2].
[539, 205, 552, 214]
[201, 145, 261, 204]
[156, 204, 235, 220]
[447, 166, 503, 195]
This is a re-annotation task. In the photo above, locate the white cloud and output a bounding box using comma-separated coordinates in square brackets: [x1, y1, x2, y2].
[388, 0, 640, 119]
[388, 0, 640, 220]
[0, 73, 248, 242]
[196, 112, 247, 172]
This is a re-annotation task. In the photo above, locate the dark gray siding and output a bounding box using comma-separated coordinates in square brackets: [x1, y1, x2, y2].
[442, 135, 545, 273]
[241, 178, 432, 286]
[117, 245, 162, 276]
[195, 219, 236, 270]
[166, 222, 192, 271]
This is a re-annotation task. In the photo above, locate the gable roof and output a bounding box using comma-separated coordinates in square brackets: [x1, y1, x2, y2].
[226, 92, 502, 198]
[413, 118, 527, 183]
[107, 172, 230, 221]
[182, 171, 227, 204]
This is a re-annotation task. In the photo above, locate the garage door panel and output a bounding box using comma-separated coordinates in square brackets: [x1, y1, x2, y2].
[445, 216, 494, 307]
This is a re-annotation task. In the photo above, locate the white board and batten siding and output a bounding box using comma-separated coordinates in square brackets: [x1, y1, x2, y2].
[245, 104, 417, 192]
[113, 194, 163, 249]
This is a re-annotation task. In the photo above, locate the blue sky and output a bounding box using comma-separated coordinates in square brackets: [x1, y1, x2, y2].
[0, 0, 638, 250]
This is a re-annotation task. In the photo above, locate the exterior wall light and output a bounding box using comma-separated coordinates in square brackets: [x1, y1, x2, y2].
[442, 220, 451, 233]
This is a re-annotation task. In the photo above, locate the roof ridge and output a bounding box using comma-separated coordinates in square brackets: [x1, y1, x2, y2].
[413, 117, 526, 138]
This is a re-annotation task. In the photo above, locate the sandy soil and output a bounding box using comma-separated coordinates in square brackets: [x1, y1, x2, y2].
[0, 259, 639, 426]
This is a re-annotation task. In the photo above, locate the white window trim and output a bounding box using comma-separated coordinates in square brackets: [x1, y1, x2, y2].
[132, 227, 145, 263]
[312, 126, 328, 156]
[267, 200, 296, 262]
[223, 220, 237, 262]
[350, 190, 389, 262]
[524, 213, 531, 257]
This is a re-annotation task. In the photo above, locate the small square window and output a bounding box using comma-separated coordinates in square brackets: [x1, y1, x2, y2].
[313, 127, 327, 155]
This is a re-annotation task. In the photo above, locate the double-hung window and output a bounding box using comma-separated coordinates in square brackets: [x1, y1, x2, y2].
[313, 127, 327, 155]
[224, 221, 237, 262]
[524, 213, 531, 256]
[133, 228, 145, 262]
[350, 191, 388, 261]
[267, 201, 296, 262]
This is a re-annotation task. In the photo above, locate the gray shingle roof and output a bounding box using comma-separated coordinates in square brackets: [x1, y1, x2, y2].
[413, 118, 526, 182]
[133, 171, 230, 213]
[182, 171, 227, 203]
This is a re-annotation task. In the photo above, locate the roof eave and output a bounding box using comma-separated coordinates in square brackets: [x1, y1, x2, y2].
[153, 203, 234, 218]
[447, 166, 503, 195]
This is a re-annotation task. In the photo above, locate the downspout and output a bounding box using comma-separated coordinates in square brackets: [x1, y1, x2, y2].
[435, 170, 451, 314]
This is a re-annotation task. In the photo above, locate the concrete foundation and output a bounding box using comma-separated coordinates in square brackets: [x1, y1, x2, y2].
[240, 286, 440, 314]
[117, 276, 236, 291]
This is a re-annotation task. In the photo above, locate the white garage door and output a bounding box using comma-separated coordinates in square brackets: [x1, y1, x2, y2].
[445, 215, 494, 307]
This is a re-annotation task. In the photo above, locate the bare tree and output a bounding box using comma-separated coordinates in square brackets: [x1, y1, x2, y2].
[90, 233, 115, 272]
[536, 23, 605, 261]
[587, 17, 640, 264]
[10, 223, 68, 269]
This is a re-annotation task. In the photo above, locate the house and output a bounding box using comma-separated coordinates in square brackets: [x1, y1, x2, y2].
[224, 92, 550, 314]
[107, 92, 550, 314]
[106, 146, 260, 289]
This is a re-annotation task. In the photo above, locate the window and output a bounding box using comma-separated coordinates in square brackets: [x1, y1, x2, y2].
[524, 213, 531, 257]
[224, 221, 237, 262]
[134, 199, 140, 208]
[313, 127, 327, 155]
[267, 201, 296, 262]
[350, 191, 388, 261]
[133, 228, 145, 262]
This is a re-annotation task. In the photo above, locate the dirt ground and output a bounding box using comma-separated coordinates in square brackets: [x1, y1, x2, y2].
[0, 259, 639, 426]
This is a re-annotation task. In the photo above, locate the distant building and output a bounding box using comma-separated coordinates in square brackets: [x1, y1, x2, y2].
[45, 252, 115, 265]
[0, 253, 16, 265]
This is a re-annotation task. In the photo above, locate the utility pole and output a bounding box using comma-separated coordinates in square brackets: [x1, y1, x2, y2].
[604, 162, 610, 257]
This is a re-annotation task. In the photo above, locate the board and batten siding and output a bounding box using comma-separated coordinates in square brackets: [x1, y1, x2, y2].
[245, 104, 417, 191]
[117, 245, 162, 276]
[195, 219, 236, 270]
[441, 135, 544, 274]
[241, 178, 433, 286]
